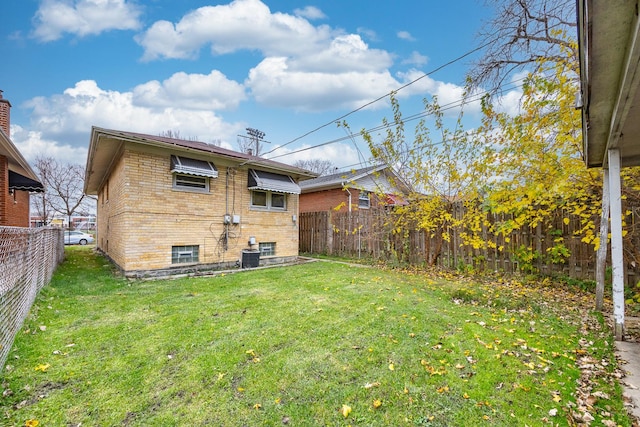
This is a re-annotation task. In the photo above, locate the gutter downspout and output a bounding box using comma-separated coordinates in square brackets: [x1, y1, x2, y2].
[342, 182, 352, 212]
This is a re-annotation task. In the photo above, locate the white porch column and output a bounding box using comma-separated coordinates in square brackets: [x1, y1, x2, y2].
[608, 148, 625, 340]
[595, 169, 610, 311]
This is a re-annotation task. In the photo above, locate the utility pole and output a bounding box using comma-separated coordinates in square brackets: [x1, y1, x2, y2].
[245, 127, 266, 156]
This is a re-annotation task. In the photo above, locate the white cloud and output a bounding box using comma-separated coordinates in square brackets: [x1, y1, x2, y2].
[21, 80, 246, 162]
[290, 34, 392, 73]
[136, 0, 334, 61]
[293, 6, 326, 20]
[395, 69, 483, 114]
[402, 51, 428, 66]
[397, 30, 415, 41]
[357, 27, 378, 42]
[11, 124, 88, 165]
[490, 71, 528, 116]
[132, 70, 246, 110]
[246, 57, 400, 112]
[494, 89, 524, 116]
[32, 0, 142, 42]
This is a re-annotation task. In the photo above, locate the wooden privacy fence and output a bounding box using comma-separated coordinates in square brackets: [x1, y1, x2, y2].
[299, 206, 640, 285]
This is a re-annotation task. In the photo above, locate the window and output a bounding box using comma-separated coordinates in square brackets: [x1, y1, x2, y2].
[251, 191, 287, 210]
[174, 174, 209, 191]
[358, 191, 371, 209]
[251, 190, 268, 207]
[259, 242, 276, 256]
[171, 155, 217, 192]
[172, 245, 199, 264]
[271, 193, 286, 209]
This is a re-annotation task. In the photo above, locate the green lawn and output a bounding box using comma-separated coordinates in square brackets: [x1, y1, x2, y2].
[0, 247, 630, 426]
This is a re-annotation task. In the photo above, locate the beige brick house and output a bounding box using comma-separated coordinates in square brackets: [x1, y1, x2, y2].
[84, 127, 316, 278]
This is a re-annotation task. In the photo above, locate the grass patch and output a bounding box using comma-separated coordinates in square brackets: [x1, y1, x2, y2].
[1, 247, 631, 426]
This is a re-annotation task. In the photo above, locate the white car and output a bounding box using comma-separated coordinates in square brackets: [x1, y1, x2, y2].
[64, 230, 95, 245]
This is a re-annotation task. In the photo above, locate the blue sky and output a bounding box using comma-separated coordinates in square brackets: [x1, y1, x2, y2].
[2, 0, 502, 169]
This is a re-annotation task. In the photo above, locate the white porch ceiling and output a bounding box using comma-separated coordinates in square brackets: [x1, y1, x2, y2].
[579, 0, 640, 168]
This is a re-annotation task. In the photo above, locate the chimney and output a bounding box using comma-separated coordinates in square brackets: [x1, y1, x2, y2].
[0, 90, 11, 137]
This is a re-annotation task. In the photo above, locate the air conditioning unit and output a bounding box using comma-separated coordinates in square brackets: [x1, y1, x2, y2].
[241, 249, 260, 268]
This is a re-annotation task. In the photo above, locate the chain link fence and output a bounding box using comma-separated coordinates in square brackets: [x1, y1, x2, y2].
[0, 226, 64, 372]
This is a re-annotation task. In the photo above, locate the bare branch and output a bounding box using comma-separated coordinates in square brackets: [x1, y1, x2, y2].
[293, 159, 336, 176]
[32, 156, 94, 228]
[470, 0, 577, 91]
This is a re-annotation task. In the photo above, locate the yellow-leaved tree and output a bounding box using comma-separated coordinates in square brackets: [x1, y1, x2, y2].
[361, 90, 490, 266]
[477, 35, 602, 270]
[363, 32, 605, 273]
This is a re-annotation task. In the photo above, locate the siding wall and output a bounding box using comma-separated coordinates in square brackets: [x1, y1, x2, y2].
[96, 144, 299, 276]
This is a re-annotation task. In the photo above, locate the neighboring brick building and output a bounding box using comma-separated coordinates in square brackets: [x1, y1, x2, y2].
[83, 127, 316, 278]
[0, 91, 44, 227]
[299, 164, 409, 213]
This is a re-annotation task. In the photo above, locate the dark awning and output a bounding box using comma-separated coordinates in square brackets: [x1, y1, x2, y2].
[248, 169, 300, 194]
[170, 155, 218, 178]
[9, 170, 44, 192]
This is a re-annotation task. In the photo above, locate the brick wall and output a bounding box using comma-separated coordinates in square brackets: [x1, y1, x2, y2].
[299, 187, 380, 213]
[97, 144, 300, 275]
[0, 156, 7, 224]
[0, 155, 30, 227]
[0, 94, 10, 137]
[6, 190, 30, 227]
[300, 188, 351, 213]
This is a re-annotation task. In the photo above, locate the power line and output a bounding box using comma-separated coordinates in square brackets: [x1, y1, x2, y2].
[265, 77, 527, 162]
[261, 39, 497, 158]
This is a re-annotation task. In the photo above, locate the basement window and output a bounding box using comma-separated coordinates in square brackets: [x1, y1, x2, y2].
[171, 245, 199, 264]
[259, 242, 276, 257]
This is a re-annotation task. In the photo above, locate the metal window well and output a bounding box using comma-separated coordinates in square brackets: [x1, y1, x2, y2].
[241, 249, 260, 268]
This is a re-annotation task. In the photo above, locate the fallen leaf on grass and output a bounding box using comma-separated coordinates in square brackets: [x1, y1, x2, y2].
[25, 420, 39, 427]
[34, 363, 50, 372]
[341, 404, 352, 418]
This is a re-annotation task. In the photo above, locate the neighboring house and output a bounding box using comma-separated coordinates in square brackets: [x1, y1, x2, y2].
[0, 91, 44, 227]
[83, 127, 316, 278]
[299, 164, 409, 213]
